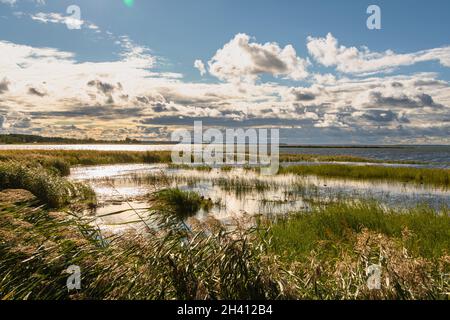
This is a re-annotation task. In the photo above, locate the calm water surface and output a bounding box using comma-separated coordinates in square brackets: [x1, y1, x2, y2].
[70, 164, 450, 232]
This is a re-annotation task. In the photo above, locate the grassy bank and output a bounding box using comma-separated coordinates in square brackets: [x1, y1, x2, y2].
[279, 164, 450, 188]
[0, 162, 95, 208]
[0, 150, 172, 168]
[0, 150, 172, 205]
[0, 149, 424, 168]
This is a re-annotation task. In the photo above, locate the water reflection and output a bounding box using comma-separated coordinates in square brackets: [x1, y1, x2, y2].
[70, 164, 450, 232]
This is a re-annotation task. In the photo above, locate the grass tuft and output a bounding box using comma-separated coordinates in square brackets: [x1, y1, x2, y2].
[0, 162, 95, 208]
[150, 188, 213, 220]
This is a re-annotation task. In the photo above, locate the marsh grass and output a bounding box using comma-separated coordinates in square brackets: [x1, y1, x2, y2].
[278, 153, 425, 165]
[149, 188, 213, 220]
[0, 193, 448, 300]
[0, 162, 95, 208]
[0, 150, 172, 166]
[280, 164, 450, 188]
[0, 150, 171, 206]
[220, 165, 233, 172]
[1, 151, 448, 300]
[0, 198, 282, 300]
[213, 177, 270, 194]
[268, 201, 450, 261]
[264, 201, 449, 299]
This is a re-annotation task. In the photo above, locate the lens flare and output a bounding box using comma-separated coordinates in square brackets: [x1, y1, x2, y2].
[123, 0, 134, 7]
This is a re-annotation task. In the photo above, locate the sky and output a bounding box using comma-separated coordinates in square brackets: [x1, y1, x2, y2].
[0, 0, 449, 144]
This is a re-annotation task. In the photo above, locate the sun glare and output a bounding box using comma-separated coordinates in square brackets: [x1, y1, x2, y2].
[123, 0, 134, 8]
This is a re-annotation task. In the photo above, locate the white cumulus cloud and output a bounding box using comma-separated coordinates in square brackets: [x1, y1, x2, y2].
[30, 12, 99, 30]
[208, 33, 309, 83]
[307, 33, 450, 75]
[194, 59, 206, 76]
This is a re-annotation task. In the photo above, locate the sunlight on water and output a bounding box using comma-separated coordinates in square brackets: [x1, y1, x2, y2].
[70, 163, 450, 232]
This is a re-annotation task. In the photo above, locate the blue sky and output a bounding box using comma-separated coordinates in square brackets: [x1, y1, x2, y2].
[0, 0, 449, 144]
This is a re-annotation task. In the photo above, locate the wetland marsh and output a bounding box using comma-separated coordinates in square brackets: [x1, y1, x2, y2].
[1, 148, 449, 300]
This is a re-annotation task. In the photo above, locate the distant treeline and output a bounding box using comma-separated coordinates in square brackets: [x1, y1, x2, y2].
[0, 134, 175, 145]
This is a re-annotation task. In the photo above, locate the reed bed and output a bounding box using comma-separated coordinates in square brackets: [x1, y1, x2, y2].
[0, 185, 450, 300]
[265, 201, 450, 299]
[213, 176, 271, 193]
[0, 198, 282, 300]
[0, 162, 95, 208]
[0, 150, 172, 167]
[149, 188, 213, 220]
[1, 196, 448, 300]
[0, 151, 448, 300]
[280, 164, 450, 188]
[278, 153, 424, 165]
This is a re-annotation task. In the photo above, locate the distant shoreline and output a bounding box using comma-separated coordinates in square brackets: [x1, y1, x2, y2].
[0, 134, 448, 148]
[1, 143, 449, 149]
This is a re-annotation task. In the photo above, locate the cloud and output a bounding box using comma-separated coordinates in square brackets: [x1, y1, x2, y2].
[307, 33, 450, 75]
[0, 34, 448, 144]
[361, 110, 408, 123]
[367, 91, 443, 109]
[290, 88, 316, 101]
[194, 59, 206, 76]
[1, 0, 45, 5]
[87, 80, 122, 95]
[0, 0, 16, 5]
[0, 111, 33, 132]
[208, 33, 309, 82]
[27, 87, 46, 97]
[30, 12, 99, 31]
[30, 106, 145, 121]
[12, 116, 31, 128]
[0, 78, 10, 94]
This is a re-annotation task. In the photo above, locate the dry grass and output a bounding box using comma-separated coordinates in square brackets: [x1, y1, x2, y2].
[0, 150, 172, 167]
[1, 196, 448, 300]
[0, 198, 282, 300]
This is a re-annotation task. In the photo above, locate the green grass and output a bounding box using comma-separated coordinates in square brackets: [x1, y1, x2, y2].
[213, 176, 270, 194]
[268, 201, 450, 261]
[0, 162, 95, 208]
[280, 164, 450, 188]
[0, 199, 280, 300]
[150, 188, 213, 220]
[0, 150, 172, 167]
[263, 201, 450, 299]
[278, 153, 425, 165]
[0, 190, 448, 300]
[0, 150, 448, 300]
[1, 198, 448, 300]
